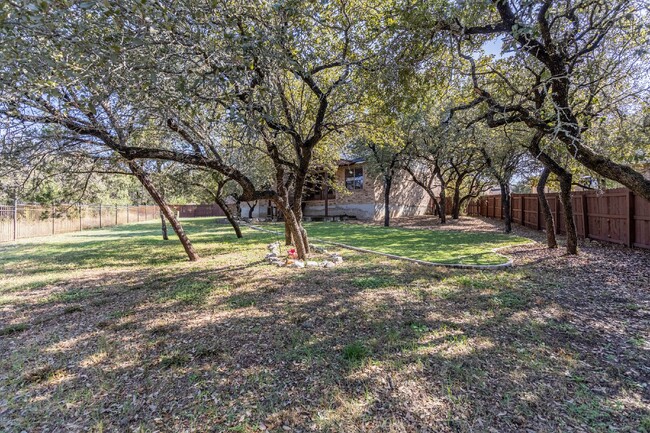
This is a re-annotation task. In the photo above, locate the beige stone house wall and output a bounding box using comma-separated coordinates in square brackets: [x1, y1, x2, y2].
[303, 163, 431, 220]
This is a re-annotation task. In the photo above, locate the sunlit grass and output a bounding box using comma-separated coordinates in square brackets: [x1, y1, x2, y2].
[0, 218, 276, 295]
[300, 222, 530, 265]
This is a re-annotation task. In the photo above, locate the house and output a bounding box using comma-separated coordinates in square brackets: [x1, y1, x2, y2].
[240, 158, 431, 221]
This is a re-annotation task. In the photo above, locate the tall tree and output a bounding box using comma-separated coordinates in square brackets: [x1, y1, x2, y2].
[438, 0, 650, 200]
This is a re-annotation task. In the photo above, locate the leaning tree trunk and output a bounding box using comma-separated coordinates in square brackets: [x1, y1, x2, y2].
[536, 167, 557, 249]
[128, 162, 199, 261]
[384, 177, 393, 227]
[216, 197, 242, 238]
[292, 204, 309, 254]
[160, 211, 169, 240]
[281, 207, 308, 259]
[499, 182, 512, 233]
[247, 201, 256, 219]
[558, 172, 578, 255]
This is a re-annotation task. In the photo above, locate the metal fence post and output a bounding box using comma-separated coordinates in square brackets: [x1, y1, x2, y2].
[13, 198, 18, 241]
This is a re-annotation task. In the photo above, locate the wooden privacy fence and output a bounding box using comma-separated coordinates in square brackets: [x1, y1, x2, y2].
[173, 204, 226, 218]
[467, 188, 650, 249]
[0, 204, 160, 243]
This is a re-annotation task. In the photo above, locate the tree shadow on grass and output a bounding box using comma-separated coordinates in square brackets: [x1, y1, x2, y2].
[1, 245, 649, 432]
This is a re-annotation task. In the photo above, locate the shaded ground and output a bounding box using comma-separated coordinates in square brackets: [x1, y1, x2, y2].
[0, 217, 648, 432]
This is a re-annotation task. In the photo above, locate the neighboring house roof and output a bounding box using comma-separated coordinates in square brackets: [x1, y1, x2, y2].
[338, 156, 365, 166]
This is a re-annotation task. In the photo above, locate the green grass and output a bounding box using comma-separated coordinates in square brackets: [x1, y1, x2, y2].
[1, 216, 648, 432]
[299, 222, 530, 265]
[342, 341, 370, 363]
[0, 218, 278, 295]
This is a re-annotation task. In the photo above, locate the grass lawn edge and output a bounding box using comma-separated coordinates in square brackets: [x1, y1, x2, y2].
[245, 222, 535, 269]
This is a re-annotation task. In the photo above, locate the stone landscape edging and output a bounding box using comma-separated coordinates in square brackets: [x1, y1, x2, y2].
[243, 222, 517, 270]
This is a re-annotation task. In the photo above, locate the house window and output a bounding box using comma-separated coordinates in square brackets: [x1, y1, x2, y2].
[345, 166, 364, 190]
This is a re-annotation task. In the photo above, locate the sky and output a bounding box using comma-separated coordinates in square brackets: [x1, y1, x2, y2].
[480, 37, 514, 59]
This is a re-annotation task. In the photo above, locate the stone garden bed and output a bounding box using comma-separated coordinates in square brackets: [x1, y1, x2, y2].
[264, 241, 344, 268]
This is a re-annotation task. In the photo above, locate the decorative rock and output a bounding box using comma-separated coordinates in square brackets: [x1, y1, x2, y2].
[322, 260, 336, 268]
[329, 254, 343, 263]
[311, 245, 328, 254]
[265, 253, 278, 259]
[288, 260, 305, 268]
[306, 261, 319, 267]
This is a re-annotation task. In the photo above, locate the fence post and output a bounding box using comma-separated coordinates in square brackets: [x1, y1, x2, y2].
[99, 203, 102, 228]
[537, 195, 541, 230]
[582, 193, 589, 239]
[13, 198, 18, 241]
[628, 190, 635, 247]
[521, 194, 525, 227]
[555, 195, 562, 234]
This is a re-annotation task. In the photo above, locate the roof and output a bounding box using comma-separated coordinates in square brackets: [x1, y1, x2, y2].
[338, 156, 365, 166]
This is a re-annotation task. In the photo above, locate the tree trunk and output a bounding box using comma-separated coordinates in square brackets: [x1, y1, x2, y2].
[438, 185, 447, 224]
[558, 172, 578, 255]
[284, 219, 292, 246]
[247, 201, 256, 219]
[127, 162, 199, 261]
[432, 199, 441, 218]
[528, 133, 576, 254]
[500, 182, 512, 233]
[537, 167, 558, 249]
[451, 183, 462, 219]
[282, 207, 308, 260]
[384, 177, 392, 227]
[216, 197, 242, 238]
[235, 199, 241, 219]
[160, 211, 169, 240]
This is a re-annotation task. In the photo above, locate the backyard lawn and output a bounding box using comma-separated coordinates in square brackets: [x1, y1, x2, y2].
[1, 217, 649, 432]
[300, 222, 530, 265]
